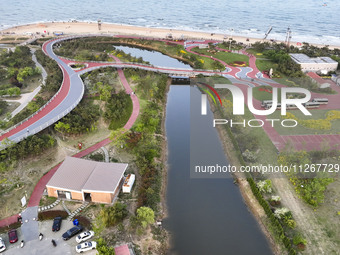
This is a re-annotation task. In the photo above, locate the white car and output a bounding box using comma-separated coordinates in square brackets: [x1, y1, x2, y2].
[0, 237, 6, 253]
[76, 241, 97, 253]
[75, 230, 95, 243]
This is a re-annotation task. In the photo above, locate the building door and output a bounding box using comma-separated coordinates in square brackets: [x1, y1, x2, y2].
[57, 190, 66, 198]
[84, 192, 92, 202]
[65, 192, 71, 200]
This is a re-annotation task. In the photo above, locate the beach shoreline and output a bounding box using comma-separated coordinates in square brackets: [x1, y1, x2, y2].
[1, 21, 339, 49]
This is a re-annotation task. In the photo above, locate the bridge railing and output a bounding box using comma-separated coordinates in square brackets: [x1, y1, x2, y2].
[2, 63, 67, 135]
[5, 77, 84, 146]
[49, 35, 224, 73]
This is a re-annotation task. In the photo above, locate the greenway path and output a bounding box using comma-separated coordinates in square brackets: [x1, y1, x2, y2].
[1, 33, 339, 233]
[1, 35, 339, 152]
[0, 42, 140, 235]
[0, 35, 338, 254]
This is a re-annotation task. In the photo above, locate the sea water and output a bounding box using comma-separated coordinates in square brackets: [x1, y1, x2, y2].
[0, 0, 339, 45]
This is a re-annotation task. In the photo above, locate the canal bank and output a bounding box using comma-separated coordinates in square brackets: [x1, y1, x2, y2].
[107, 43, 276, 254]
[208, 95, 283, 255]
[163, 85, 273, 255]
[105, 43, 272, 255]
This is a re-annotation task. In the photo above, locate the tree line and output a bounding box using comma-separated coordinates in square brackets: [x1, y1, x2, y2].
[0, 134, 56, 172]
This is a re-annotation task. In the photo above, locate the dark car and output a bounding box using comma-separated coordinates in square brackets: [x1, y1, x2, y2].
[62, 225, 83, 241]
[8, 229, 18, 243]
[52, 216, 62, 232]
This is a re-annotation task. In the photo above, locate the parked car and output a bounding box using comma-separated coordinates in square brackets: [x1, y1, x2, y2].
[62, 225, 83, 240]
[76, 241, 97, 253]
[8, 229, 18, 243]
[75, 230, 95, 243]
[52, 216, 62, 232]
[0, 237, 6, 252]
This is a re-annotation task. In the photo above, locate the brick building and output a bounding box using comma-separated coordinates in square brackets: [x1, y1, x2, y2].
[46, 157, 128, 203]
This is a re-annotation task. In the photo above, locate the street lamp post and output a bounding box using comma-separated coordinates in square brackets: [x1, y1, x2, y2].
[229, 28, 234, 51]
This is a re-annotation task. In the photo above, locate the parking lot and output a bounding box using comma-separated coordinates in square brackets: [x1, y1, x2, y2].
[1, 220, 96, 255]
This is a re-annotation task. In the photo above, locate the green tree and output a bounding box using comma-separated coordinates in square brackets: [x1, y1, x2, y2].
[136, 206, 154, 228]
[96, 238, 116, 255]
[109, 128, 130, 149]
[54, 121, 71, 134]
[7, 87, 20, 97]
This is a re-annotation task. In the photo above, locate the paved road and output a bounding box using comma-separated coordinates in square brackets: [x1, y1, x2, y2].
[20, 206, 39, 242]
[2, 220, 97, 255]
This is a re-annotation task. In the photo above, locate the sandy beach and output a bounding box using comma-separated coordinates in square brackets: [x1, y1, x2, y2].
[1, 21, 339, 49]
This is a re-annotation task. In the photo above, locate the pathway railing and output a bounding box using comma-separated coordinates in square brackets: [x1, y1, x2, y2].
[10, 80, 84, 144]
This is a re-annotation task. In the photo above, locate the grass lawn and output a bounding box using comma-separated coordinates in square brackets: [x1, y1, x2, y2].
[109, 95, 133, 130]
[246, 48, 277, 72]
[315, 177, 340, 249]
[39, 195, 57, 206]
[197, 75, 232, 85]
[255, 58, 276, 72]
[243, 105, 279, 164]
[216, 88, 279, 165]
[268, 109, 340, 135]
[215, 51, 249, 66]
[252, 85, 281, 102]
[192, 47, 249, 66]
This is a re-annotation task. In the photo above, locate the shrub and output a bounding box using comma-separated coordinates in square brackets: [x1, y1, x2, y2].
[257, 180, 272, 193]
[73, 215, 91, 229]
[285, 219, 296, 229]
[98, 202, 128, 227]
[293, 233, 307, 250]
[96, 237, 116, 255]
[274, 207, 290, 220]
[242, 149, 257, 162]
[38, 210, 68, 221]
[270, 195, 281, 206]
[0, 222, 21, 234]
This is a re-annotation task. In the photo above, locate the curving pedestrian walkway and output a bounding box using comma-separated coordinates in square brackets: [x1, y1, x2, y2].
[27, 55, 140, 208]
[1, 35, 340, 227]
[0, 38, 85, 149]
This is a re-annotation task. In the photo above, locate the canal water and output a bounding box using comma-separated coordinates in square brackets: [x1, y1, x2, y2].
[115, 45, 272, 254]
[113, 45, 192, 69]
[163, 85, 272, 255]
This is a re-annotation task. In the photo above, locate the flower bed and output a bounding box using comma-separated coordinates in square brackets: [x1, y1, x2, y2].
[230, 61, 247, 67]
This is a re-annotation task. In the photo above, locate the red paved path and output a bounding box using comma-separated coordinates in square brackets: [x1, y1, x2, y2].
[186, 44, 340, 151]
[26, 55, 140, 208]
[0, 65, 70, 142]
[2, 36, 340, 225]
